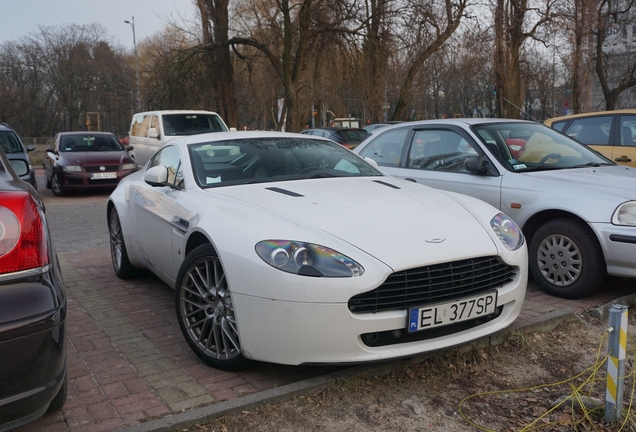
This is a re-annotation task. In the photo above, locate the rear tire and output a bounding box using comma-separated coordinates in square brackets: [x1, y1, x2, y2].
[529, 219, 605, 299]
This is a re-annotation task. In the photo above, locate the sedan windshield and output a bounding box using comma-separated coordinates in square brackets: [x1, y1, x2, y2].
[60, 135, 124, 152]
[189, 137, 382, 188]
[472, 122, 613, 171]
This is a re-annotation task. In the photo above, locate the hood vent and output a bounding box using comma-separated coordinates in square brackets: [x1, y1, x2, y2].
[265, 187, 304, 197]
[373, 180, 401, 189]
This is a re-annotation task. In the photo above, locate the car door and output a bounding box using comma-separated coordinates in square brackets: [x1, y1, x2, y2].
[363, 125, 504, 210]
[561, 115, 614, 162]
[132, 145, 185, 281]
[616, 114, 636, 167]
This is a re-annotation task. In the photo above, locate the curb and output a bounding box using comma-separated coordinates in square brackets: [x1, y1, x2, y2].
[115, 304, 598, 432]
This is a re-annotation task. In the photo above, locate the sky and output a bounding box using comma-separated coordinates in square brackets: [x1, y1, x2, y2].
[1, 0, 194, 47]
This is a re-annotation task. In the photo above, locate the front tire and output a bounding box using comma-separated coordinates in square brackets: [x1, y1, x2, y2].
[529, 219, 605, 299]
[51, 173, 65, 196]
[175, 244, 251, 371]
[109, 209, 146, 278]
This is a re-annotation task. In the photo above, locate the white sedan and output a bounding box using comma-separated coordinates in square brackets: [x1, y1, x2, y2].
[107, 131, 528, 370]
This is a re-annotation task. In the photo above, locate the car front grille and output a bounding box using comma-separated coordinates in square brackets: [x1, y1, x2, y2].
[84, 165, 119, 173]
[348, 256, 516, 314]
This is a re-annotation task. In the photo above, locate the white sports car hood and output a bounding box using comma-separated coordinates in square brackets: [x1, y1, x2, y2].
[208, 177, 500, 271]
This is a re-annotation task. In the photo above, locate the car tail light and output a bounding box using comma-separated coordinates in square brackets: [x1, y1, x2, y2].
[0, 191, 49, 274]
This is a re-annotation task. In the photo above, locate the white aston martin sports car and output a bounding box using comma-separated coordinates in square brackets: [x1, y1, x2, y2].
[107, 131, 528, 371]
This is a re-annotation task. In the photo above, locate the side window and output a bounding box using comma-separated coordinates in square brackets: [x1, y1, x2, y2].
[149, 145, 184, 187]
[137, 115, 151, 138]
[357, 127, 409, 167]
[149, 116, 160, 139]
[619, 115, 636, 146]
[130, 115, 143, 137]
[407, 129, 474, 172]
[565, 116, 612, 145]
[550, 121, 567, 132]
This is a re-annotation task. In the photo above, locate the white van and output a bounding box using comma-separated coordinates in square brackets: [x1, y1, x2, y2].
[128, 110, 231, 166]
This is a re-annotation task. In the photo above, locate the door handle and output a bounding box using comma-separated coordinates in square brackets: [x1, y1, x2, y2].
[404, 178, 417, 183]
[615, 156, 632, 162]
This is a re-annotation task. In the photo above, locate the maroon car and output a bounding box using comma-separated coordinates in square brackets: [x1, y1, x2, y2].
[44, 132, 138, 196]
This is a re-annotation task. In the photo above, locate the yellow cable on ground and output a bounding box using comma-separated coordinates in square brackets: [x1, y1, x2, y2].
[458, 328, 627, 431]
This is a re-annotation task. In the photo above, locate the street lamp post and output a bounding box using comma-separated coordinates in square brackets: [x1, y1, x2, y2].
[124, 16, 139, 110]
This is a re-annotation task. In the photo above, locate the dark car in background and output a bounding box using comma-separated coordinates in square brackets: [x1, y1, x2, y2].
[363, 121, 404, 134]
[0, 147, 67, 430]
[44, 131, 137, 196]
[301, 127, 370, 149]
[0, 123, 37, 189]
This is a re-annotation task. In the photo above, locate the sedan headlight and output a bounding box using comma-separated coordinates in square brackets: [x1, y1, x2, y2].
[256, 240, 364, 277]
[490, 213, 524, 251]
[612, 201, 636, 226]
[122, 163, 136, 170]
[63, 165, 82, 172]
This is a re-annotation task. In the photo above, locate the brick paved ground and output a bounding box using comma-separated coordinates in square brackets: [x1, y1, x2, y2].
[14, 171, 635, 431]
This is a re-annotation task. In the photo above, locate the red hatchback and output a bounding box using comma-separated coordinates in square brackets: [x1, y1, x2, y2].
[44, 132, 138, 196]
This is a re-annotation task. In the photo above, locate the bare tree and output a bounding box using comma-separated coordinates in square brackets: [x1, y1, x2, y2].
[390, 0, 470, 121]
[493, 0, 556, 118]
[593, 0, 636, 109]
[196, 0, 238, 127]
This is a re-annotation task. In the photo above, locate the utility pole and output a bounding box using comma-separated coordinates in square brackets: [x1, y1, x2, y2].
[124, 16, 139, 110]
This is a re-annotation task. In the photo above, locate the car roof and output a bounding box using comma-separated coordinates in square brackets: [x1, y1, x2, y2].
[169, 130, 333, 145]
[544, 109, 636, 125]
[374, 118, 538, 128]
[0, 123, 17, 132]
[57, 131, 117, 136]
[133, 110, 222, 116]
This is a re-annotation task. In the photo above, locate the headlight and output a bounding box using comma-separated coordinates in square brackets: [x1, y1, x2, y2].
[490, 213, 524, 251]
[122, 163, 136, 170]
[612, 201, 636, 226]
[63, 165, 82, 172]
[255, 240, 364, 277]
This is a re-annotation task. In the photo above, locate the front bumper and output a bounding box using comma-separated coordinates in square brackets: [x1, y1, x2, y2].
[591, 223, 636, 279]
[57, 169, 135, 190]
[233, 262, 528, 365]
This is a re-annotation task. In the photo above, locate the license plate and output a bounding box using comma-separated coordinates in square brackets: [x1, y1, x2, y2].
[90, 172, 117, 179]
[407, 291, 498, 333]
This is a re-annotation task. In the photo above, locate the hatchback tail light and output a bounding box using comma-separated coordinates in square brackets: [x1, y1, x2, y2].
[0, 191, 49, 274]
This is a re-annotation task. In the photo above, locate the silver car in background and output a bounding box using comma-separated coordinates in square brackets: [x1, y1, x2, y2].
[355, 118, 636, 299]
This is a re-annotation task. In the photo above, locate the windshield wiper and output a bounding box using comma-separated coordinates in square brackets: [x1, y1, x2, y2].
[567, 162, 613, 168]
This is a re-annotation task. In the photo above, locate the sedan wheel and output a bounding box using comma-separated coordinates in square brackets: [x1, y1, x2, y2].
[109, 209, 146, 278]
[51, 173, 65, 196]
[175, 244, 251, 371]
[529, 219, 605, 299]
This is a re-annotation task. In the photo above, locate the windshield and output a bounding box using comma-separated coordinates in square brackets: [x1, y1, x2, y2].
[163, 114, 227, 136]
[189, 137, 382, 188]
[472, 122, 613, 171]
[60, 135, 124, 152]
[0, 131, 23, 154]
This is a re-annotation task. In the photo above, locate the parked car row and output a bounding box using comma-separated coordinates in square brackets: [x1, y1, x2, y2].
[354, 118, 636, 299]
